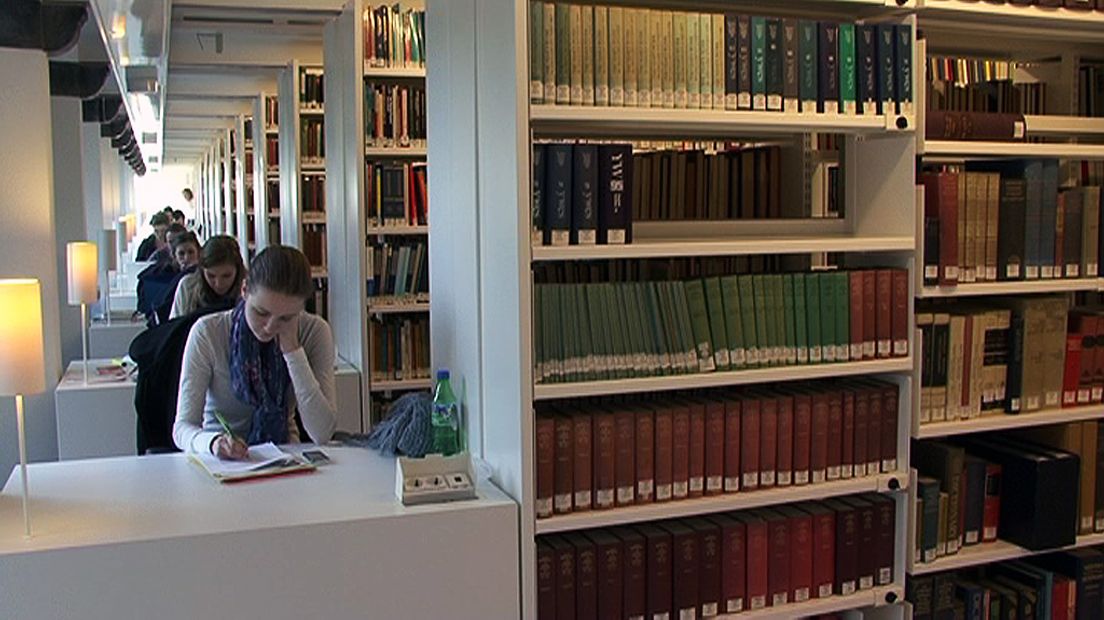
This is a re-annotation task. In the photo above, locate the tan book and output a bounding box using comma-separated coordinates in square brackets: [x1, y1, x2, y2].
[581, 5, 595, 105]
[594, 6, 609, 106]
[985, 309, 1012, 410]
[945, 314, 966, 423]
[932, 313, 951, 422]
[696, 12, 710, 109]
[963, 172, 979, 282]
[985, 173, 1000, 282]
[608, 7, 624, 106]
[649, 10, 664, 107]
[1044, 296, 1071, 409]
[635, 8, 650, 107]
[937, 491, 949, 557]
[957, 172, 970, 282]
[661, 11, 675, 108]
[973, 172, 987, 282]
[542, 3, 556, 104]
[712, 14, 725, 110]
[569, 4, 583, 105]
[672, 11, 687, 108]
[968, 311, 986, 419]
[687, 13, 701, 109]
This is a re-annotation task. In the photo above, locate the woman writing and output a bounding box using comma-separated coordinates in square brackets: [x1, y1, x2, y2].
[170, 235, 246, 319]
[173, 245, 336, 458]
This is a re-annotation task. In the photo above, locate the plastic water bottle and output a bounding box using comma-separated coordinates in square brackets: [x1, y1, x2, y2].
[431, 369, 461, 456]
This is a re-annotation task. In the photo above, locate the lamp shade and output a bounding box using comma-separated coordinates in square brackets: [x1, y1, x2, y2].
[0, 279, 45, 395]
[99, 229, 118, 271]
[67, 241, 99, 305]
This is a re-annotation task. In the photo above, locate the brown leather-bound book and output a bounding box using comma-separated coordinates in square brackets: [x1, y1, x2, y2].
[736, 513, 769, 611]
[875, 269, 893, 359]
[572, 411, 594, 511]
[654, 405, 674, 502]
[687, 400, 706, 498]
[879, 381, 900, 472]
[776, 392, 795, 487]
[688, 518, 722, 617]
[663, 522, 700, 619]
[839, 496, 877, 591]
[798, 501, 836, 599]
[704, 399, 726, 495]
[740, 150, 756, 220]
[724, 398, 742, 493]
[824, 498, 858, 596]
[586, 530, 623, 620]
[593, 410, 617, 510]
[925, 110, 1025, 141]
[853, 387, 870, 478]
[779, 505, 814, 603]
[866, 385, 884, 475]
[861, 492, 897, 586]
[849, 271, 865, 361]
[707, 513, 747, 614]
[892, 269, 909, 357]
[672, 402, 691, 500]
[826, 390, 844, 481]
[761, 509, 791, 607]
[841, 389, 856, 479]
[537, 541, 557, 620]
[758, 393, 779, 488]
[793, 391, 812, 485]
[545, 536, 576, 620]
[920, 172, 961, 286]
[536, 416, 556, 518]
[862, 270, 877, 359]
[554, 416, 574, 514]
[567, 533, 598, 619]
[639, 524, 673, 620]
[635, 406, 655, 503]
[741, 396, 762, 490]
[810, 391, 830, 484]
[614, 408, 636, 507]
[1066, 0, 1094, 9]
[613, 527, 647, 619]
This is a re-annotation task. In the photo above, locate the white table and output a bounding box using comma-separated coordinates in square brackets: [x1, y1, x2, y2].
[0, 448, 519, 619]
[54, 359, 137, 460]
[89, 319, 146, 358]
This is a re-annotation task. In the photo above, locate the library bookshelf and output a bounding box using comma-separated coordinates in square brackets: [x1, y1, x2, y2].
[428, 1, 919, 617]
[251, 93, 279, 251]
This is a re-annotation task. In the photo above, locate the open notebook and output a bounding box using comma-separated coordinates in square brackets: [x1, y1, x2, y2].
[189, 442, 316, 483]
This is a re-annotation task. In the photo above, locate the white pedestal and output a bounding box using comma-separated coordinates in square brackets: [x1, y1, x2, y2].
[89, 319, 146, 358]
[334, 362, 363, 433]
[54, 359, 137, 460]
[0, 448, 520, 619]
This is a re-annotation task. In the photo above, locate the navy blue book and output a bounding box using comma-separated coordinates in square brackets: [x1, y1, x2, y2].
[856, 24, 878, 115]
[877, 24, 895, 115]
[817, 22, 839, 113]
[724, 13, 740, 110]
[571, 143, 598, 245]
[764, 18, 783, 111]
[532, 143, 547, 245]
[544, 143, 573, 246]
[598, 143, 633, 245]
[737, 15, 752, 110]
[895, 24, 913, 116]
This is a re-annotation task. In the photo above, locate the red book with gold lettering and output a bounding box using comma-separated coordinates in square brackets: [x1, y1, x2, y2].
[892, 269, 909, 357]
[793, 391, 812, 485]
[689, 518, 722, 618]
[737, 513, 769, 611]
[536, 416, 555, 518]
[761, 508, 792, 607]
[654, 405, 674, 502]
[686, 399, 706, 498]
[613, 527, 647, 619]
[826, 390, 843, 481]
[634, 406, 655, 503]
[566, 533, 598, 619]
[810, 391, 830, 484]
[664, 522, 700, 619]
[862, 269, 877, 359]
[723, 398, 742, 493]
[866, 385, 883, 475]
[571, 410, 593, 511]
[705, 399, 726, 495]
[840, 496, 876, 591]
[841, 388, 856, 479]
[758, 393, 779, 488]
[825, 498, 858, 596]
[536, 540, 556, 620]
[586, 530, 623, 620]
[708, 513, 747, 615]
[875, 269, 893, 358]
[545, 536, 576, 620]
[671, 402, 691, 500]
[614, 408, 636, 507]
[639, 525, 673, 619]
[741, 396, 762, 490]
[853, 387, 870, 478]
[779, 505, 814, 603]
[592, 410, 616, 510]
[554, 416, 574, 514]
[776, 392, 795, 487]
[798, 501, 836, 599]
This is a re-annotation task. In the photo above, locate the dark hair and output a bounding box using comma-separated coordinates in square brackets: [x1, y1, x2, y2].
[150, 212, 171, 227]
[163, 206, 174, 214]
[166, 223, 187, 236]
[247, 245, 313, 299]
[170, 231, 200, 255]
[198, 236, 246, 306]
[172, 209, 185, 221]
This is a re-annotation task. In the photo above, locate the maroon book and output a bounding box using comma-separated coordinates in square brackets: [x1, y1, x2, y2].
[925, 110, 1025, 141]
[798, 501, 837, 599]
[635, 406, 655, 503]
[920, 171, 960, 286]
[671, 403, 691, 500]
[705, 399, 726, 495]
[554, 416, 574, 514]
[536, 416, 556, 518]
[614, 408, 636, 506]
[875, 269, 893, 359]
[741, 397, 762, 490]
[689, 518, 722, 618]
[586, 531, 623, 620]
[537, 540, 557, 620]
[663, 522, 700, 619]
[879, 382, 899, 472]
[613, 527, 647, 619]
[567, 533, 598, 619]
[654, 405, 673, 502]
[826, 391, 843, 481]
[866, 386, 883, 475]
[862, 492, 896, 586]
[737, 513, 769, 611]
[546, 536, 577, 620]
[839, 497, 876, 591]
[776, 392, 795, 487]
[779, 506, 814, 603]
[708, 514, 747, 614]
[810, 392, 830, 484]
[841, 389, 856, 479]
[891, 269, 909, 357]
[761, 509, 792, 607]
[849, 271, 865, 361]
[825, 498, 858, 596]
[592, 410, 616, 510]
[759, 394, 779, 488]
[853, 388, 870, 478]
[862, 270, 877, 359]
[687, 399, 706, 498]
[723, 398, 742, 493]
[572, 411, 593, 511]
[793, 392, 812, 485]
[639, 525, 673, 619]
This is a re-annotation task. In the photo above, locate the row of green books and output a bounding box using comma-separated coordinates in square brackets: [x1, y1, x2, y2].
[533, 269, 909, 385]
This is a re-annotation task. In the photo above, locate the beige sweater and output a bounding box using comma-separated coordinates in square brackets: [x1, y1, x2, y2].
[173, 309, 337, 453]
[169, 272, 204, 319]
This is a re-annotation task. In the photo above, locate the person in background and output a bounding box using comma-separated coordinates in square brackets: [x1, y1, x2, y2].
[148, 223, 187, 269]
[171, 231, 201, 272]
[174, 245, 336, 458]
[170, 235, 246, 319]
[172, 209, 186, 228]
[135, 212, 171, 261]
[145, 231, 203, 326]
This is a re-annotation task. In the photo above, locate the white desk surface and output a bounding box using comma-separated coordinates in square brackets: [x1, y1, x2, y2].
[55, 358, 136, 392]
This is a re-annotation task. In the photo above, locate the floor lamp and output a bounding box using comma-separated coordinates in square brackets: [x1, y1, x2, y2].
[100, 229, 117, 325]
[67, 241, 98, 384]
[0, 279, 46, 538]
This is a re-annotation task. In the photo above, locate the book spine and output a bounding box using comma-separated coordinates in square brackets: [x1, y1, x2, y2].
[717, 517, 746, 613]
[661, 11, 675, 108]
[688, 403, 706, 498]
[573, 412, 593, 510]
[782, 18, 799, 114]
[636, 9, 651, 108]
[655, 406, 674, 502]
[759, 396, 778, 487]
[530, 1, 544, 103]
[635, 408, 655, 503]
[536, 416, 555, 518]
[697, 522, 721, 617]
[745, 518, 769, 610]
[841, 391, 855, 479]
[594, 6, 609, 106]
[837, 22, 856, 115]
[765, 18, 784, 112]
[712, 14, 725, 110]
[818, 22, 840, 114]
[798, 20, 817, 113]
[571, 144, 598, 245]
[724, 399, 742, 492]
[849, 271, 865, 361]
[609, 7, 624, 106]
[877, 24, 894, 115]
[811, 509, 835, 599]
[767, 512, 791, 606]
[741, 398, 761, 490]
[811, 393, 829, 483]
[615, 409, 636, 506]
[736, 15, 752, 110]
[623, 9, 638, 107]
[777, 396, 795, 486]
[686, 13, 700, 109]
[569, 4, 583, 105]
[533, 144, 547, 246]
[536, 542, 556, 619]
[895, 24, 913, 116]
[833, 502, 858, 595]
[751, 16, 767, 111]
[554, 416, 573, 513]
[892, 269, 909, 357]
[672, 11, 687, 109]
[705, 401, 725, 495]
[857, 24, 877, 115]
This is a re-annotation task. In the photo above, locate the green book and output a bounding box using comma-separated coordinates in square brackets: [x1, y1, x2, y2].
[803, 274, 821, 363]
[623, 283, 646, 378]
[751, 16, 767, 111]
[611, 284, 632, 378]
[634, 283, 660, 376]
[530, 1, 543, 103]
[838, 22, 857, 115]
[793, 273, 809, 364]
[798, 20, 817, 113]
[818, 273, 836, 363]
[575, 283, 596, 380]
[684, 279, 716, 372]
[704, 277, 731, 370]
[761, 274, 779, 366]
[561, 284, 577, 381]
[752, 275, 772, 366]
[834, 272, 850, 362]
[720, 275, 746, 368]
[545, 285, 561, 381]
[771, 274, 788, 364]
[585, 284, 606, 380]
[555, 3, 571, 104]
[659, 282, 683, 374]
[782, 274, 797, 365]
[738, 275, 760, 367]
[672, 281, 699, 373]
[534, 284, 545, 381]
[648, 281, 674, 375]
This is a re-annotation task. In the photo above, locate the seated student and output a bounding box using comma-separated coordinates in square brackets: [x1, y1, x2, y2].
[171, 231, 201, 272]
[169, 235, 245, 319]
[137, 231, 201, 326]
[173, 245, 337, 459]
[135, 212, 171, 261]
[172, 209, 186, 227]
[147, 223, 187, 268]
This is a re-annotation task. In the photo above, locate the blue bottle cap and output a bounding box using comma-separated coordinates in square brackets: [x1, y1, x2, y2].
[436, 369, 450, 380]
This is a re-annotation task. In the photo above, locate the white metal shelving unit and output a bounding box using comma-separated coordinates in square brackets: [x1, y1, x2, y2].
[915, 404, 1104, 440]
[911, 533, 1104, 576]
[250, 93, 277, 252]
[919, 277, 1104, 298]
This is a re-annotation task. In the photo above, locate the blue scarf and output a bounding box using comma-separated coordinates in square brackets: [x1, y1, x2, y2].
[229, 300, 291, 444]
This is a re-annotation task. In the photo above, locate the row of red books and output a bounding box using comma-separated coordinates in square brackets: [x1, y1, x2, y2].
[537, 493, 895, 619]
[536, 381, 899, 519]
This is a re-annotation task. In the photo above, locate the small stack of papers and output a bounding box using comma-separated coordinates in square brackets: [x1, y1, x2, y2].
[189, 442, 316, 483]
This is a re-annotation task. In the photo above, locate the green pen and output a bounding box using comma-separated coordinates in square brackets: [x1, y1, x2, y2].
[213, 411, 239, 442]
